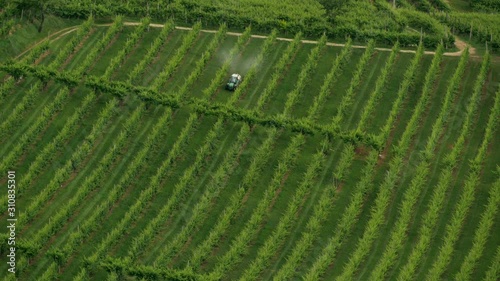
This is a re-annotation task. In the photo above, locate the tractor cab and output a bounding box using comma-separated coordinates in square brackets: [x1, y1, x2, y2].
[225, 73, 242, 91]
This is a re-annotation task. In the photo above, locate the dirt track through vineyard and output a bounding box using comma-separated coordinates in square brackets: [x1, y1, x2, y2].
[16, 21, 477, 60]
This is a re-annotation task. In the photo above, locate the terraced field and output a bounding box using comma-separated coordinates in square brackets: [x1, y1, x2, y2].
[1, 16, 499, 280]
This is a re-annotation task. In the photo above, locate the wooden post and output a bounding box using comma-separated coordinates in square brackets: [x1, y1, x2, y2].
[469, 23, 473, 41]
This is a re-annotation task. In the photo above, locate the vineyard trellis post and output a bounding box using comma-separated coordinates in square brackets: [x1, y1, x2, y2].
[470, 22, 473, 40]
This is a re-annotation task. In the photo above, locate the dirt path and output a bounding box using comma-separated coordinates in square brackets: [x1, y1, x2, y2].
[14, 25, 80, 59]
[14, 21, 479, 61]
[114, 22, 473, 57]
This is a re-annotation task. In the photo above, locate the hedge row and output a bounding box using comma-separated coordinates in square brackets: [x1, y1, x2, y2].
[0, 63, 382, 150]
[43, 2, 453, 48]
[97, 256, 202, 280]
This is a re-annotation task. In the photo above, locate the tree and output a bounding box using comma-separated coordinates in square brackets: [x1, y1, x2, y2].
[12, 0, 52, 32]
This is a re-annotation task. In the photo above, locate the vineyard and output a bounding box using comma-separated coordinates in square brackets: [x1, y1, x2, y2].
[1, 9, 500, 281]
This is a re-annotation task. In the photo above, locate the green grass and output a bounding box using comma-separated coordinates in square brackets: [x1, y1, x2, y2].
[1, 17, 499, 281]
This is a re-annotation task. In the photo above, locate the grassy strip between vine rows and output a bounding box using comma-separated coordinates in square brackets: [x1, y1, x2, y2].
[207, 134, 305, 280]
[368, 46, 469, 281]
[183, 31, 303, 272]
[356, 41, 400, 133]
[0, 93, 95, 213]
[302, 42, 424, 281]
[77, 23, 249, 280]
[396, 51, 491, 281]
[425, 74, 499, 281]
[68, 25, 218, 270]
[484, 245, 500, 281]
[207, 33, 331, 279]
[281, 33, 327, 117]
[20, 105, 144, 255]
[75, 16, 124, 76]
[0, 82, 41, 139]
[128, 27, 252, 268]
[150, 21, 202, 92]
[48, 16, 94, 70]
[335, 43, 444, 281]
[127, 19, 175, 83]
[102, 17, 151, 80]
[0, 96, 115, 279]
[0, 87, 69, 179]
[456, 171, 500, 281]
[331, 39, 375, 130]
[139, 29, 276, 267]
[238, 36, 357, 281]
